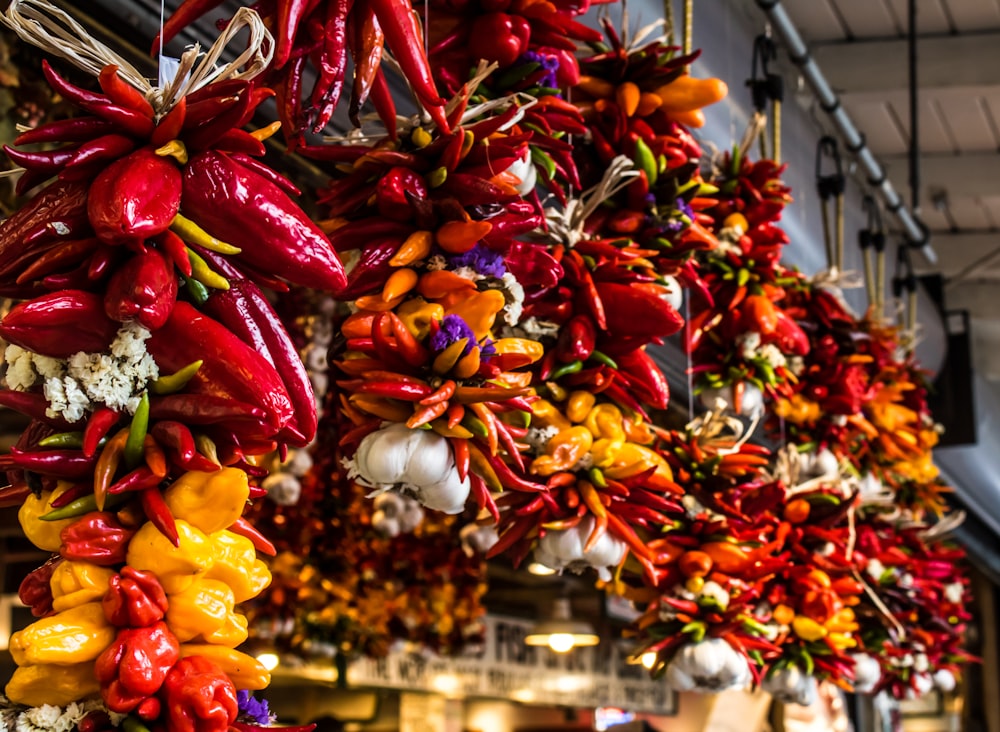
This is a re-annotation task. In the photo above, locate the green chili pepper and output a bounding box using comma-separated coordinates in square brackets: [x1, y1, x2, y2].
[41, 491, 128, 521]
[171, 213, 241, 254]
[589, 467, 607, 489]
[741, 616, 771, 636]
[736, 268, 751, 287]
[186, 247, 230, 291]
[462, 416, 490, 439]
[124, 392, 149, 469]
[122, 716, 152, 732]
[681, 620, 706, 642]
[589, 350, 618, 369]
[633, 137, 658, 185]
[530, 147, 557, 181]
[549, 360, 584, 381]
[150, 359, 203, 395]
[182, 275, 209, 305]
[426, 166, 447, 188]
[38, 431, 84, 449]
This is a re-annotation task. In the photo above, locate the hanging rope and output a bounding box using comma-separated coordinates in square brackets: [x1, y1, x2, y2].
[682, 0, 693, 56]
[892, 244, 918, 353]
[0, 0, 273, 117]
[747, 33, 783, 164]
[816, 136, 846, 272]
[858, 195, 886, 312]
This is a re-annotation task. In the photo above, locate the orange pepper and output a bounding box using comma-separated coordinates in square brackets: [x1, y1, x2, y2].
[416, 270, 477, 300]
[699, 541, 749, 574]
[655, 74, 728, 113]
[435, 220, 493, 254]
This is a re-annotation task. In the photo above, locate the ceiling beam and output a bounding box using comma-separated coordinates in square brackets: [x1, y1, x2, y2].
[879, 153, 1000, 199]
[812, 33, 1000, 96]
[915, 232, 1000, 278]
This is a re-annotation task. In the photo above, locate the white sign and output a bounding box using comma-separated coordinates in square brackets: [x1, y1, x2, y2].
[347, 615, 676, 714]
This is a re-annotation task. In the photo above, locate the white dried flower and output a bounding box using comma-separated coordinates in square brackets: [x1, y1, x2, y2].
[944, 582, 964, 604]
[518, 317, 560, 339]
[758, 343, 787, 368]
[453, 266, 478, 281]
[31, 355, 64, 380]
[501, 272, 525, 326]
[736, 332, 761, 360]
[4, 344, 37, 390]
[425, 255, 447, 271]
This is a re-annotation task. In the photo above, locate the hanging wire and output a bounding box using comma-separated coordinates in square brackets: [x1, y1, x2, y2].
[815, 136, 846, 271]
[663, 0, 675, 47]
[747, 33, 783, 163]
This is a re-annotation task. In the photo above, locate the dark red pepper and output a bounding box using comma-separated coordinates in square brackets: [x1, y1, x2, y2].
[18, 556, 62, 618]
[0, 289, 119, 358]
[103, 566, 169, 627]
[59, 511, 137, 566]
[556, 314, 596, 363]
[104, 248, 178, 330]
[160, 655, 239, 732]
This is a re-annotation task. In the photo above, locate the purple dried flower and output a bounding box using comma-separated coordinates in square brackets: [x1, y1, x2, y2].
[449, 243, 506, 278]
[430, 315, 477, 354]
[519, 51, 560, 89]
[675, 197, 694, 221]
[237, 690, 273, 726]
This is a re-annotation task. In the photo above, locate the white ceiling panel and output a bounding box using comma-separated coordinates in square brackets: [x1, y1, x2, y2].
[942, 197, 994, 230]
[946, 0, 1000, 33]
[930, 91, 1000, 152]
[781, 0, 849, 41]
[920, 207, 951, 231]
[830, 0, 899, 38]
[846, 100, 908, 154]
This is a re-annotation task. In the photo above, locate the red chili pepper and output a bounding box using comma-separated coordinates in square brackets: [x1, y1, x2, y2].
[148, 395, 267, 430]
[181, 150, 346, 291]
[0, 448, 96, 479]
[229, 516, 277, 556]
[151, 97, 187, 147]
[307, 0, 350, 132]
[60, 511, 137, 566]
[107, 465, 162, 495]
[229, 153, 301, 197]
[79, 408, 120, 459]
[15, 237, 100, 286]
[139, 487, 179, 547]
[104, 247, 178, 330]
[15, 116, 116, 146]
[0, 289, 119, 358]
[0, 482, 32, 509]
[469, 471, 500, 524]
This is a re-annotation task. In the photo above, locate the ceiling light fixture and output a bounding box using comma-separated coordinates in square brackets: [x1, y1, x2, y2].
[524, 597, 600, 653]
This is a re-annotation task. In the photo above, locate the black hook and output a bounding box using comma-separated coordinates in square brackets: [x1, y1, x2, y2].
[747, 34, 783, 113]
[816, 135, 845, 201]
[892, 242, 917, 296]
[859, 194, 886, 252]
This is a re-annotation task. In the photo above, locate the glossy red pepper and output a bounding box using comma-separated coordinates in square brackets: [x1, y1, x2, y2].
[0, 447, 96, 478]
[140, 487, 180, 547]
[594, 281, 684, 340]
[0, 289, 119, 358]
[161, 655, 239, 732]
[146, 302, 294, 436]
[104, 248, 178, 330]
[96, 621, 180, 713]
[180, 151, 346, 291]
[103, 566, 169, 628]
[149, 421, 220, 473]
[88, 147, 181, 249]
[556, 314, 596, 363]
[308, 0, 351, 132]
[18, 556, 62, 618]
[59, 512, 137, 566]
[469, 12, 531, 66]
[201, 277, 317, 446]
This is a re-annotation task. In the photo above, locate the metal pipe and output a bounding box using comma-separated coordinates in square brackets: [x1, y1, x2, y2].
[753, 0, 937, 265]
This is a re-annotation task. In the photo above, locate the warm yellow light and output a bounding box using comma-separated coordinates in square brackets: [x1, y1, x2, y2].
[641, 652, 657, 669]
[527, 562, 557, 576]
[547, 633, 576, 653]
[256, 652, 280, 671]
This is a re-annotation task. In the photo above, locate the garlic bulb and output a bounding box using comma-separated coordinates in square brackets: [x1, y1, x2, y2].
[698, 382, 764, 417]
[906, 672, 934, 699]
[851, 654, 882, 693]
[353, 422, 471, 514]
[763, 666, 819, 706]
[665, 637, 751, 693]
[533, 515, 626, 581]
[262, 471, 302, 507]
[933, 669, 956, 692]
[660, 275, 684, 312]
[506, 153, 538, 196]
[460, 523, 499, 557]
[798, 448, 839, 479]
[372, 492, 426, 537]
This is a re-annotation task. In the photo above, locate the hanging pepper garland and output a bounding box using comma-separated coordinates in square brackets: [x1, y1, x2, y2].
[0, 0, 975, 720]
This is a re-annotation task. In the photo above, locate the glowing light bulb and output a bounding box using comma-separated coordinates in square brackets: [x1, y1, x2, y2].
[641, 652, 657, 669]
[547, 633, 576, 653]
[256, 652, 280, 671]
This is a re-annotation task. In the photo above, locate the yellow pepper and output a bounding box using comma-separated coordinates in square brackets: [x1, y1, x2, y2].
[791, 615, 828, 642]
[166, 578, 245, 645]
[491, 338, 544, 365]
[51, 561, 116, 613]
[529, 399, 572, 431]
[204, 530, 272, 603]
[396, 297, 445, 340]
[9, 602, 114, 666]
[773, 394, 821, 426]
[604, 443, 673, 483]
[179, 645, 270, 690]
[622, 414, 655, 445]
[163, 468, 250, 534]
[827, 632, 857, 650]
[584, 404, 626, 441]
[18, 483, 78, 552]
[565, 391, 596, 423]
[827, 607, 859, 634]
[126, 520, 215, 594]
[5, 661, 100, 706]
[530, 426, 593, 475]
[445, 289, 507, 339]
[589, 438, 626, 469]
[204, 611, 249, 647]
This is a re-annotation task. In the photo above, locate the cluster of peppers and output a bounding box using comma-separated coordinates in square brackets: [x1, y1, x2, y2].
[686, 144, 810, 415]
[0, 22, 349, 727]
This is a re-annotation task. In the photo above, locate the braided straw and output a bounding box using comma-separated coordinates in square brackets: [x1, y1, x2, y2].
[1, 0, 274, 117]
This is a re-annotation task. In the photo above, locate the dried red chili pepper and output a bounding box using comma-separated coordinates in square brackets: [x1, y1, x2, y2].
[104, 248, 178, 330]
[18, 556, 62, 618]
[0, 289, 119, 358]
